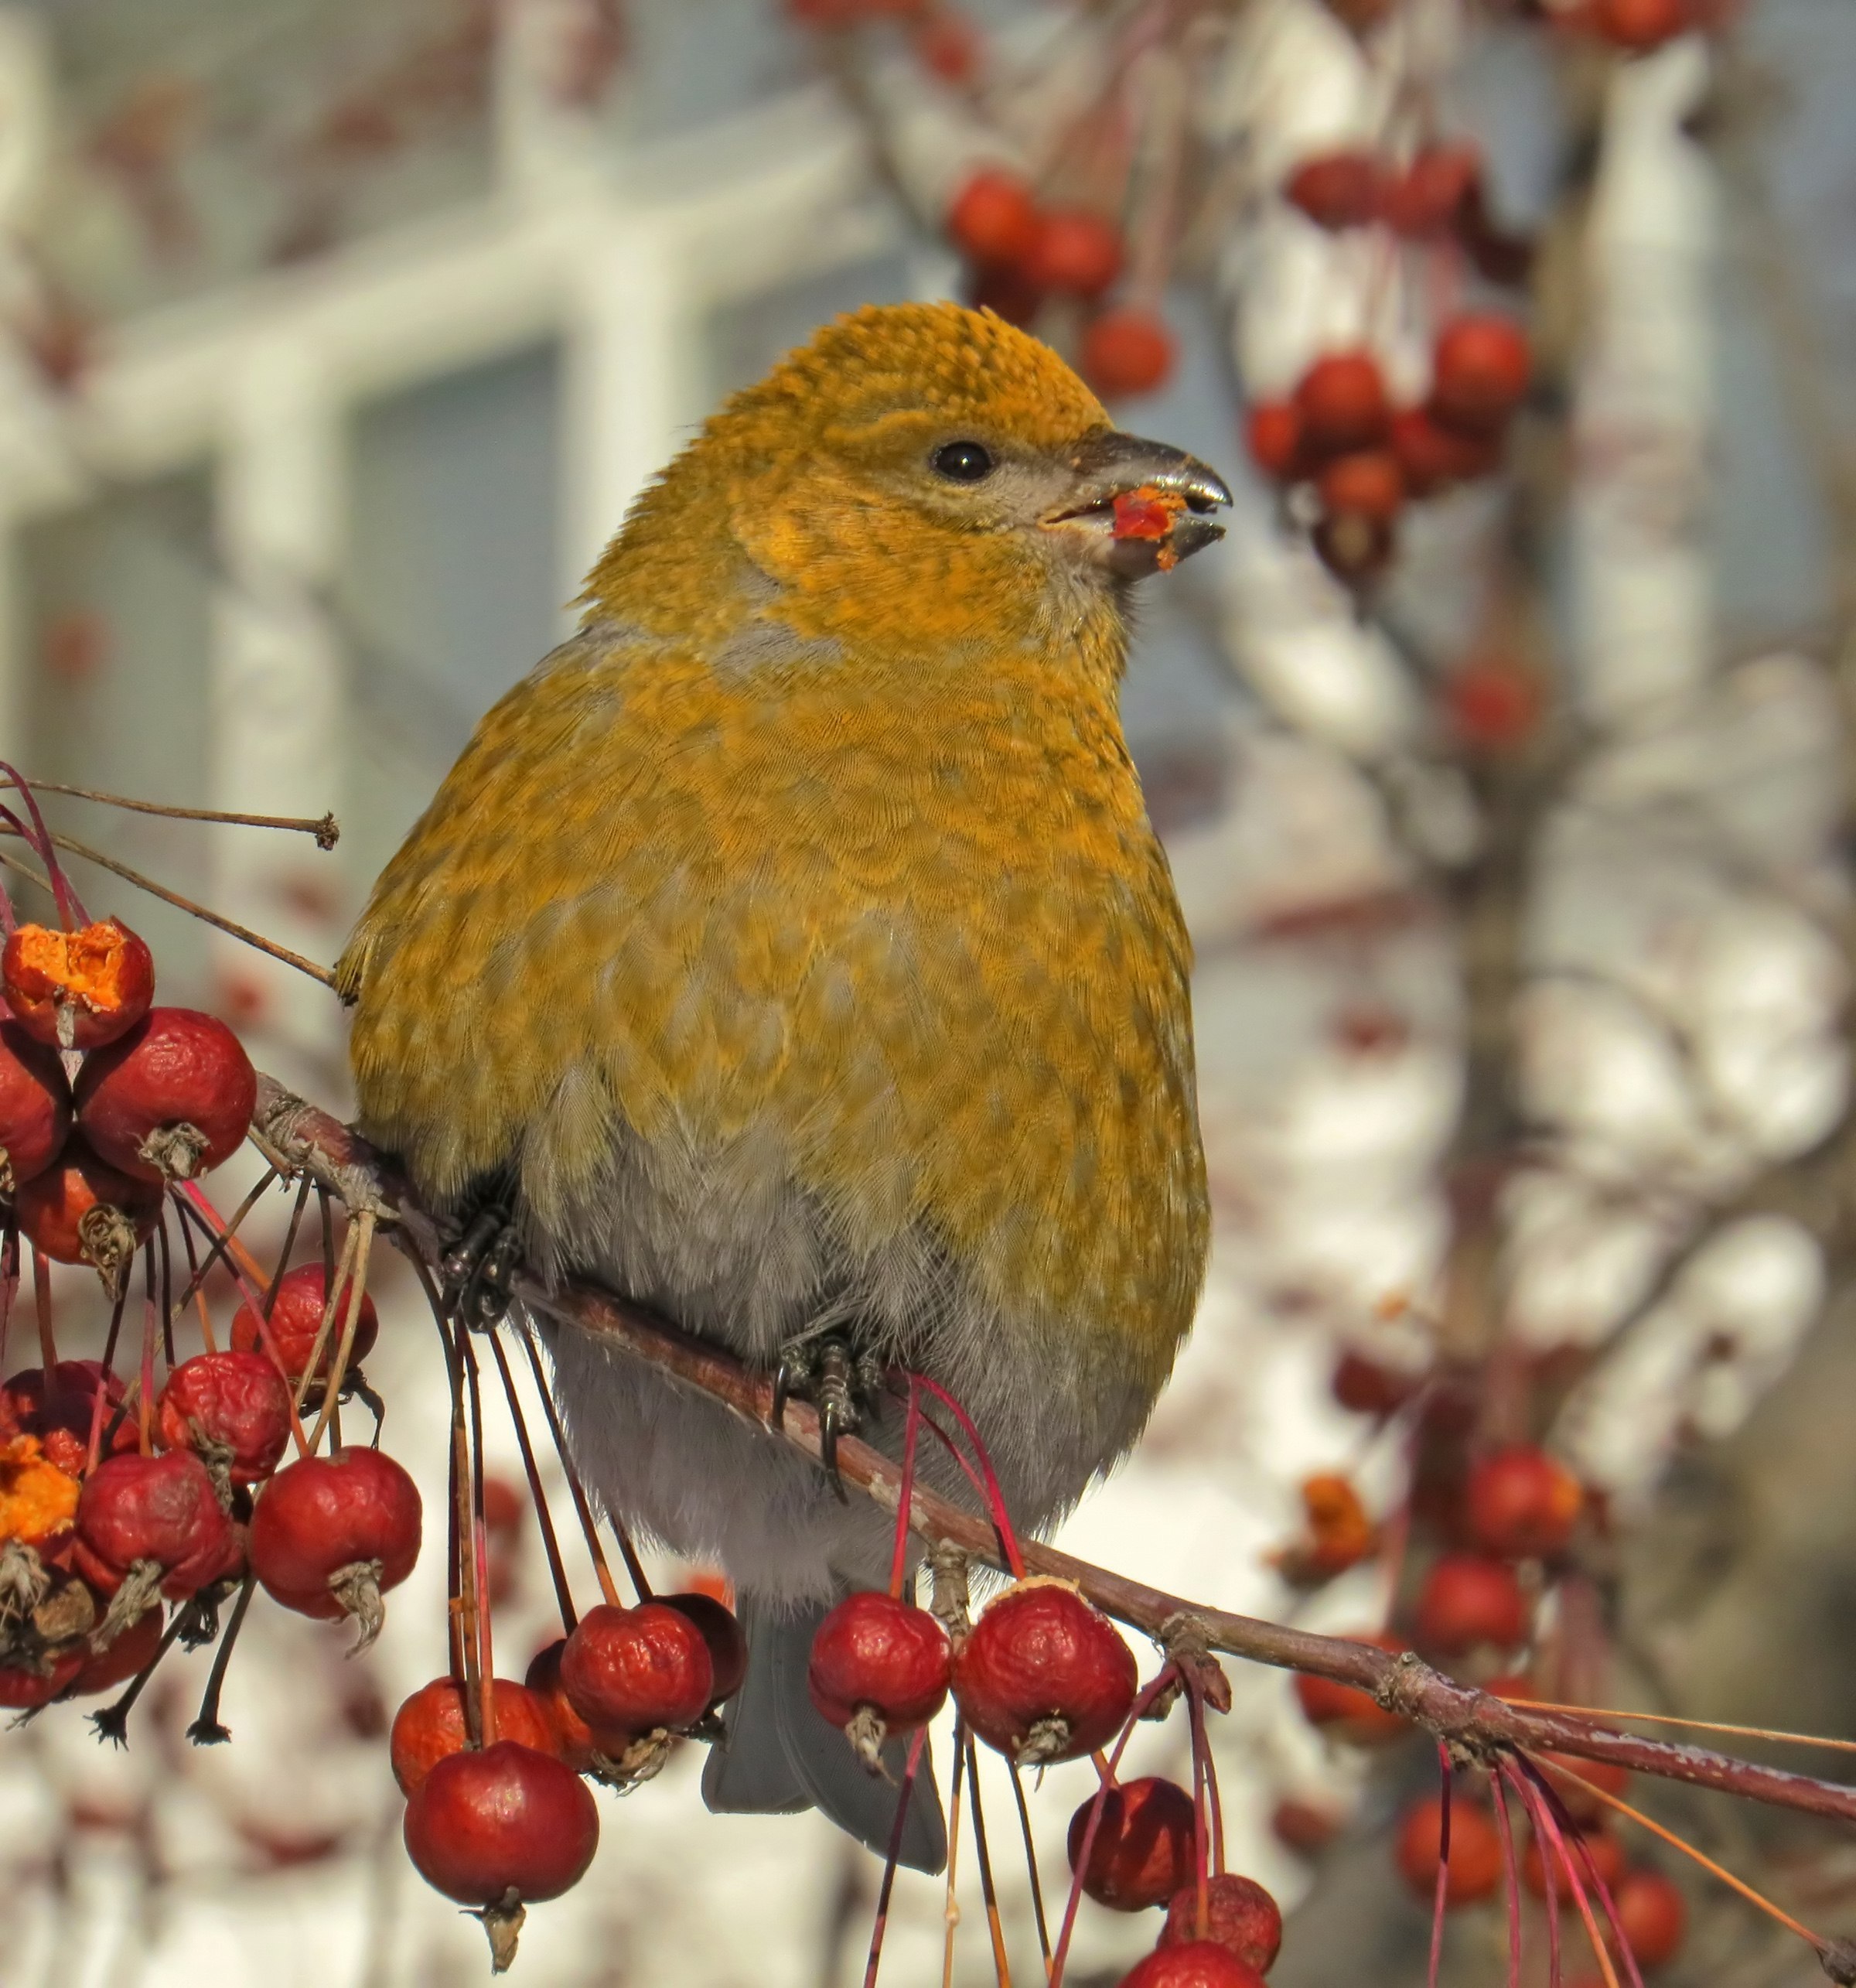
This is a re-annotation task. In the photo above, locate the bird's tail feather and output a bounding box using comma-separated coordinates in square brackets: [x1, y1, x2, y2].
[701, 1590, 947, 1875]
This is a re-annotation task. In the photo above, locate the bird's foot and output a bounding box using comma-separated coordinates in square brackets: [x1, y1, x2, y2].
[771, 1332, 887, 1500]
[441, 1197, 521, 1330]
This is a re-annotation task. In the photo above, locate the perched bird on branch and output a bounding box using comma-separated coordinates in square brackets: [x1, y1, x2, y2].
[337, 301, 1225, 1870]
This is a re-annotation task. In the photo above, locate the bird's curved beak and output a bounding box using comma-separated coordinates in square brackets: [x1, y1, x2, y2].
[1042, 429, 1232, 579]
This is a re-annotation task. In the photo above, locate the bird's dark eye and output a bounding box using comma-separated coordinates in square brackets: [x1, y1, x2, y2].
[932, 439, 995, 483]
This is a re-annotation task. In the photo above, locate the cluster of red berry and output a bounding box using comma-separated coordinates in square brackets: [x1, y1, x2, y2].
[1, 918, 252, 1286]
[0, 905, 426, 1727]
[1285, 141, 1530, 284]
[946, 168, 1177, 400]
[1246, 318, 1530, 583]
[800, 1371, 1289, 1988]
[1275, 1354, 1691, 1977]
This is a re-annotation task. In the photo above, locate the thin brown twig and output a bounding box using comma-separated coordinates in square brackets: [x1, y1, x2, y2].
[12, 780, 339, 849]
[0, 825, 335, 987]
[245, 1071, 1856, 1836]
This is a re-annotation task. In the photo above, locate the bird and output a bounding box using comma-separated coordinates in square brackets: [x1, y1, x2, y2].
[336, 300, 1226, 1871]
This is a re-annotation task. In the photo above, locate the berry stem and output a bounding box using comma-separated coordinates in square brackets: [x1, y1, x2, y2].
[462, 1330, 498, 1748]
[860, 1723, 930, 1988]
[517, 1327, 623, 1607]
[1506, 1762, 1619, 1988]
[1007, 1761, 1052, 1967]
[906, 1374, 1026, 1579]
[449, 1325, 483, 1733]
[1427, 1748, 1452, 1988]
[87, 1280, 129, 1471]
[940, 1716, 966, 1988]
[887, 1378, 922, 1602]
[964, 1731, 1013, 1988]
[1511, 1698, 1856, 1757]
[1049, 1663, 1179, 1988]
[0, 820, 333, 986]
[12, 780, 339, 846]
[89, 1602, 190, 1747]
[0, 1225, 18, 1370]
[170, 1186, 310, 1457]
[913, 1402, 995, 1510]
[486, 1329, 578, 1634]
[1489, 1760, 1525, 1988]
[1186, 1673, 1225, 1877]
[186, 1571, 258, 1745]
[292, 1219, 360, 1422]
[0, 765, 86, 926]
[165, 1165, 278, 1331]
[1537, 1751, 1830, 1952]
[306, 1211, 377, 1453]
[1516, 1760, 1640, 1988]
[31, 1245, 56, 1373]
[137, 1247, 159, 1457]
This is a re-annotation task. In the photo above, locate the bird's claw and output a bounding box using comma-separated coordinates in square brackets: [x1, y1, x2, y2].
[442, 1203, 521, 1330]
[771, 1334, 885, 1501]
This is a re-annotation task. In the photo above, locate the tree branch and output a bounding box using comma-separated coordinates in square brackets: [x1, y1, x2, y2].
[248, 1074, 1856, 1833]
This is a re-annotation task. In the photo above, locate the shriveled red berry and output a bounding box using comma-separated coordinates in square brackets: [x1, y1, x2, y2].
[1284, 149, 1383, 230]
[403, 1740, 599, 1908]
[4, 1359, 136, 1474]
[0, 1021, 70, 1193]
[74, 1450, 240, 1600]
[1592, 0, 1688, 50]
[230, 1261, 380, 1381]
[1431, 314, 1531, 432]
[1523, 1824, 1625, 1900]
[1465, 1444, 1582, 1558]
[1271, 1797, 1343, 1855]
[2, 918, 153, 1050]
[526, 1636, 612, 1772]
[560, 1601, 713, 1738]
[947, 167, 1039, 266]
[1445, 659, 1543, 752]
[1382, 145, 1481, 237]
[13, 1138, 163, 1293]
[75, 1008, 255, 1182]
[1294, 350, 1390, 455]
[1316, 449, 1404, 523]
[661, 1591, 748, 1706]
[1395, 1795, 1504, 1904]
[1082, 308, 1176, 399]
[249, 1445, 421, 1648]
[1025, 207, 1122, 298]
[952, 1580, 1136, 1764]
[1414, 1553, 1530, 1656]
[808, 1590, 950, 1734]
[1610, 1867, 1686, 1968]
[1292, 1632, 1407, 1743]
[1121, 1942, 1267, 1988]
[71, 1604, 164, 1696]
[1331, 1350, 1423, 1416]
[157, 1351, 293, 1485]
[1245, 401, 1305, 482]
[0, 1430, 79, 1543]
[1068, 1777, 1196, 1912]
[1160, 1873, 1283, 1972]
[391, 1676, 561, 1794]
[1390, 404, 1502, 494]
[0, 1647, 84, 1707]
